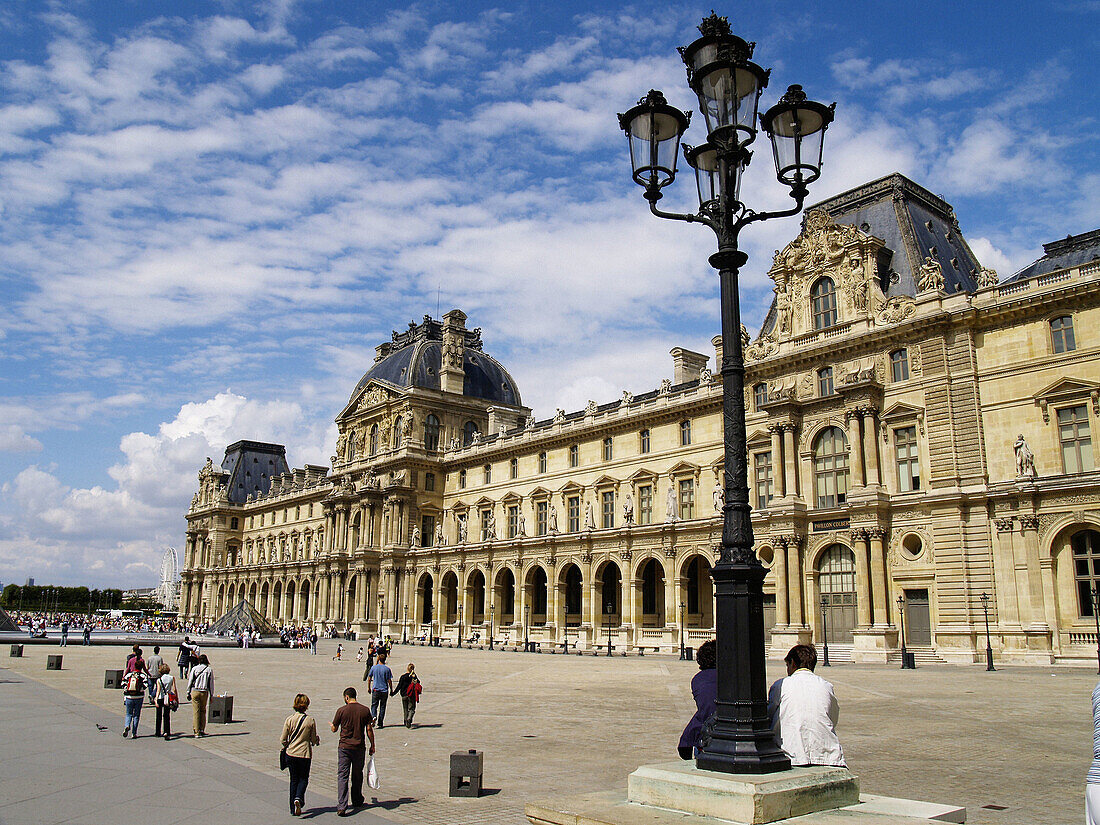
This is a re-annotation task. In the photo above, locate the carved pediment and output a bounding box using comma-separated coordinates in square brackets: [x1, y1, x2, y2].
[628, 467, 659, 482]
[1034, 377, 1100, 422]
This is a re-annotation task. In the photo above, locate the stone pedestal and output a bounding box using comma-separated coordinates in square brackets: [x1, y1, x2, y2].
[46, 654, 63, 670]
[208, 695, 233, 723]
[628, 762, 858, 823]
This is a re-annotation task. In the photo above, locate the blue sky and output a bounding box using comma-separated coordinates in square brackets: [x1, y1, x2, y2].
[0, 0, 1096, 589]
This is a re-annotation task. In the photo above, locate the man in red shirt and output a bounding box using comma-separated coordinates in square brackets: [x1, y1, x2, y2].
[330, 687, 376, 816]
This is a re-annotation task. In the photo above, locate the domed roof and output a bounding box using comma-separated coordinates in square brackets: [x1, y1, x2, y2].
[351, 315, 522, 406]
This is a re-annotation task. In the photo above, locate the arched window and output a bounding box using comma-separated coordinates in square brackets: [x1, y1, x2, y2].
[423, 414, 441, 451]
[369, 424, 378, 455]
[890, 349, 909, 382]
[1074, 530, 1100, 616]
[811, 277, 838, 330]
[392, 416, 403, 448]
[463, 420, 479, 447]
[813, 426, 849, 508]
[754, 382, 769, 410]
[1051, 315, 1076, 353]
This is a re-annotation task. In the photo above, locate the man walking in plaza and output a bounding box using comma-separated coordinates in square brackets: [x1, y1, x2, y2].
[59, 619, 68, 646]
[145, 645, 165, 704]
[367, 651, 393, 728]
[330, 687, 376, 816]
[187, 653, 214, 737]
[767, 644, 845, 767]
[82, 622, 91, 645]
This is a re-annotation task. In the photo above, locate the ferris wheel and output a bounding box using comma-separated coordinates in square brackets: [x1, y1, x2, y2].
[159, 547, 179, 609]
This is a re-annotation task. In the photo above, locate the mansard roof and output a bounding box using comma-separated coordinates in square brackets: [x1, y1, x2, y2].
[1007, 228, 1100, 282]
[809, 173, 982, 298]
[220, 441, 290, 504]
[350, 314, 522, 407]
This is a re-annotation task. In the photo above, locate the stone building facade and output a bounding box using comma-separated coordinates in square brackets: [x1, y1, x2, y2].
[181, 173, 1100, 664]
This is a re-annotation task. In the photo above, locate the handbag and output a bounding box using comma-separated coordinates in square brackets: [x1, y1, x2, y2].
[367, 755, 380, 790]
[280, 714, 307, 771]
[168, 690, 179, 712]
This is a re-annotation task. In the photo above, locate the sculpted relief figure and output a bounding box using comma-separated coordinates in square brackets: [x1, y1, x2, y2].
[623, 494, 635, 526]
[585, 400, 599, 417]
[1014, 434, 1038, 479]
[659, 378, 672, 395]
[977, 267, 999, 288]
[548, 503, 559, 534]
[402, 415, 414, 444]
[699, 365, 712, 383]
[713, 481, 725, 512]
[666, 484, 678, 522]
[775, 282, 792, 334]
[918, 256, 945, 292]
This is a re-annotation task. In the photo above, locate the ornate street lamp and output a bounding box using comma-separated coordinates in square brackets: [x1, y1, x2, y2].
[820, 596, 831, 667]
[489, 603, 495, 650]
[605, 601, 615, 657]
[378, 592, 385, 638]
[524, 604, 530, 652]
[897, 594, 914, 669]
[679, 601, 687, 660]
[458, 603, 464, 648]
[1091, 586, 1100, 676]
[978, 593, 995, 672]
[402, 604, 408, 644]
[619, 12, 833, 775]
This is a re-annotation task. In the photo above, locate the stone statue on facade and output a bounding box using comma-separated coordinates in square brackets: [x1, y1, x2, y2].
[484, 510, 497, 540]
[741, 323, 751, 349]
[435, 521, 446, 547]
[659, 378, 672, 395]
[1014, 434, 1037, 479]
[623, 494, 635, 526]
[713, 481, 724, 512]
[918, 256, 945, 292]
[977, 267, 999, 288]
[666, 484, 678, 522]
[548, 503, 559, 534]
[584, 500, 596, 530]
[775, 282, 792, 334]
[554, 408, 566, 423]
[457, 513, 468, 544]
[411, 526, 421, 547]
[621, 390, 633, 406]
[518, 511, 527, 537]
[585, 400, 598, 417]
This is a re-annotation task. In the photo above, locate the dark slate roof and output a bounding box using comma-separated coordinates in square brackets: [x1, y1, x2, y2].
[351, 315, 521, 406]
[221, 441, 290, 504]
[1007, 228, 1100, 282]
[810, 173, 982, 298]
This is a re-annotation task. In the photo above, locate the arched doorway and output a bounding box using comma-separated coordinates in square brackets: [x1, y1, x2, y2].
[248, 582, 258, 605]
[442, 571, 458, 624]
[468, 569, 486, 624]
[818, 545, 857, 643]
[285, 581, 296, 621]
[259, 582, 269, 618]
[638, 558, 665, 627]
[216, 585, 225, 617]
[526, 566, 548, 625]
[272, 582, 282, 622]
[299, 581, 310, 622]
[598, 561, 622, 619]
[494, 567, 516, 625]
[561, 564, 582, 626]
[418, 573, 434, 626]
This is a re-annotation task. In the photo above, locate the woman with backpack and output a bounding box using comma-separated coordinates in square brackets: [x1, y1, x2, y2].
[121, 667, 145, 738]
[153, 663, 178, 740]
[392, 663, 422, 728]
[280, 693, 321, 816]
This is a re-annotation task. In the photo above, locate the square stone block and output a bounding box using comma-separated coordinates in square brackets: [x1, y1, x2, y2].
[208, 695, 233, 723]
[104, 669, 123, 689]
[10, 644, 23, 657]
[449, 749, 483, 797]
[627, 761, 859, 824]
[46, 654, 63, 670]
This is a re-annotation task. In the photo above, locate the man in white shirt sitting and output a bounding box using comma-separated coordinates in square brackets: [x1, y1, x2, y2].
[767, 644, 846, 767]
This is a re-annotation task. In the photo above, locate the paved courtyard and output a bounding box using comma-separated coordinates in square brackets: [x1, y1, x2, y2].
[1, 639, 1092, 825]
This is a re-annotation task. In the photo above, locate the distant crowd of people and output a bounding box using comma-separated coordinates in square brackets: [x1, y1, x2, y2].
[11, 610, 207, 636]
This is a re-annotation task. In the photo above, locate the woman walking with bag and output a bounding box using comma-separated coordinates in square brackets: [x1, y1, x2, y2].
[154, 663, 178, 740]
[280, 693, 321, 816]
[392, 663, 422, 728]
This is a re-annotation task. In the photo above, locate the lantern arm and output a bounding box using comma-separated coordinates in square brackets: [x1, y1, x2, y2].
[646, 191, 720, 232]
[734, 187, 807, 231]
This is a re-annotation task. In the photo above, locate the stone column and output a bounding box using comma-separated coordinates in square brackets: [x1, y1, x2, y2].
[1019, 516, 1048, 629]
[783, 426, 799, 498]
[582, 555, 596, 646]
[784, 536, 804, 627]
[993, 518, 1022, 626]
[772, 537, 789, 627]
[847, 409, 865, 487]
[868, 528, 889, 626]
[866, 409, 882, 487]
[850, 529, 873, 628]
[770, 425, 786, 497]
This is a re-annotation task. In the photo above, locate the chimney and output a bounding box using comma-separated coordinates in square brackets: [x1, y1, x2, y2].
[670, 347, 709, 384]
[712, 335, 723, 371]
[440, 309, 467, 395]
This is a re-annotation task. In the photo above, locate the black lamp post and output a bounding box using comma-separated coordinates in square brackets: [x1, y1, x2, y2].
[605, 601, 614, 657]
[458, 603, 464, 648]
[1091, 586, 1100, 676]
[378, 593, 384, 638]
[619, 12, 833, 775]
[978, 593, 995, 671]
[402, 603, 408, 644]
[820, 596, 831, 667]
[489, 603, 495, 650]
[897, 594, 914, 669]
[679, 601, 687, 660]
[524, 604, 530, 652]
